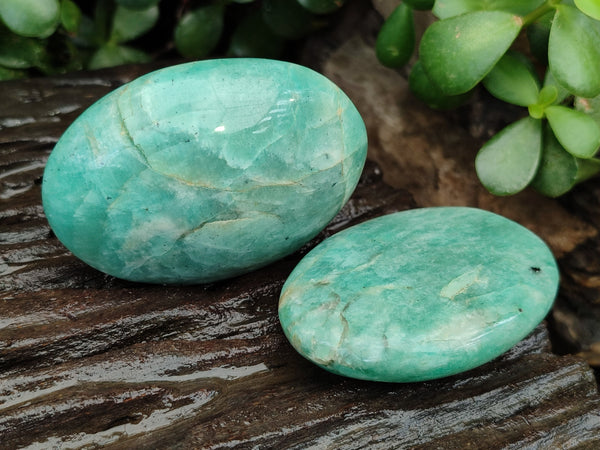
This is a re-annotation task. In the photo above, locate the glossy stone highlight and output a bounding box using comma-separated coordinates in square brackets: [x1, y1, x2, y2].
[42, 59, 367, 284]
[279, 207, 559, 382]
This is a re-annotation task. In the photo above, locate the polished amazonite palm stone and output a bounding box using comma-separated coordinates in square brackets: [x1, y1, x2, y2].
[42, 59, 367, 284]
[279, 207, 559, 382]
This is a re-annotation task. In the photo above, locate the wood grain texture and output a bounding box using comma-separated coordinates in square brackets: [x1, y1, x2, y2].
[2, 5, 600, 447]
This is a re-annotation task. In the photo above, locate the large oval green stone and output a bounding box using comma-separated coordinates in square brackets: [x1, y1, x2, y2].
[279, 207, 559, 382]
[42, 59, 367, 284]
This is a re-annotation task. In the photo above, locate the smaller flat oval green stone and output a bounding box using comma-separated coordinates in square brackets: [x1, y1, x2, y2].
[278, 207, 559, 382]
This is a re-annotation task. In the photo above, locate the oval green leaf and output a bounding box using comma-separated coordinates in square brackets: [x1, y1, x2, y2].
[420, 10, 522, 95]
[475, 116, 542, 195]
[0, 0, 60, 38]
[433, 0, 544, 19]
[262, 0, 321, 39]
[404, 0, 434, 10]
[483, 51, 540, 106]
[549, 4, 600, 98]
[543, 70, 570, 105]
[60, 0, 81, 34]
[0, 28, 48, 69]
[375, 2, 415, 68]
[174, 5, 224, 59]
[408, 60, 471, 109]
[575, 94, 600, 127]
[533, 124, 600, 196]
[92, 0, 115, 45]
[575, 157, 600, 184]
[532, 125, 581, 197]
[528, 104, 545, 120]
[227, 12, 284, 58]
[110, 4, 158, 44]
[72, 14, 96, 48]
[297, 0, 345, 14]
[545, 105, 600, 158]
[526, 10, 554, 63]
[528, 84, 559, 119]
[538, 85, 558, 106]
[114, 0, 160, 10]
[575, 0, 600, 20]
[88, 44, 150, 70]
[0, 65, 26, 80]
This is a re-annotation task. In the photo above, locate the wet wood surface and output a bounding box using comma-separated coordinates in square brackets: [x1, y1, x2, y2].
[2, 3, 600, 448]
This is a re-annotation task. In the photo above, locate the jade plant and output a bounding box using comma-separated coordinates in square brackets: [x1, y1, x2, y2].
[0, 0, 161, 76]
[377, 0, 600, 197]
[0, 0, 343, 79]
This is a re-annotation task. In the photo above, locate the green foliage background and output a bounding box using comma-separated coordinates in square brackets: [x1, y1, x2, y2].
[0, 0, 343, 79]
[377, 0, 600, 197]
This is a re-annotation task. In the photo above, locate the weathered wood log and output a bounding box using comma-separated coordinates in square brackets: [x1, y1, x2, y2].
[2, 3, 600, 447]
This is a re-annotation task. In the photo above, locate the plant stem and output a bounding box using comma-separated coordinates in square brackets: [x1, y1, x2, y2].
[522, 0, 562, 26]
